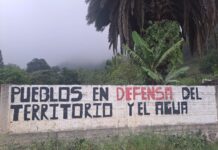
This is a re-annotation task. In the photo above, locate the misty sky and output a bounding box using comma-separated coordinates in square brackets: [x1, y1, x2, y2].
[0, 0, 113, 68]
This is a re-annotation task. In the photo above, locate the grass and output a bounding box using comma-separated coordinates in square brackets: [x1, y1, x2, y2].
[2, 133, 218, 150]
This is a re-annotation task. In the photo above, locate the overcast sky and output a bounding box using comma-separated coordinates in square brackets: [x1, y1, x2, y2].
[0, 0, 113, 68]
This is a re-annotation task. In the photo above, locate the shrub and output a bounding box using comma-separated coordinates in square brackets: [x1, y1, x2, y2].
[213, 65, 218, 76]
[200, 50, 218, 74]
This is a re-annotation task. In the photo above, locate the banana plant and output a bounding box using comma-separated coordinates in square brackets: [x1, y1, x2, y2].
[124, 31, 189, 85]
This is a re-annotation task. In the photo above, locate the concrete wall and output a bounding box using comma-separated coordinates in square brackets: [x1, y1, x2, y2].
[0, 85, 9, 134]
[1, 85, 218, 143]
[1, 85, 217, 133]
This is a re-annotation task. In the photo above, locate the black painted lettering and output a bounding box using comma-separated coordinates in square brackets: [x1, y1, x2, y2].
[60, 104, 71, 119]
[11, 105, 23, 121]
[71, 87, 82, 102]
[93, 87, 99, 101]
[190, 87, 195, 100]
[93, 103, 102, 118]
[196, 88, 202, 100]
[93, 87, 109, 101]
[103, 103, 112, 117]
[128, 103, 134, 116]
[143, 102, 150, 115]
[181, 102, 188, 114]
[138, 102, 143, 116]
[172, 102, 180, 114]
[50, 87, 58, 102]
[11, 87, 20, 103]
[137, 102, 150, 116]
[164, 102, 172, 115]
[85, 103, 92, 118]
[72, 104, 83, 118]
[182, 87, 190, 100]
[100, 87, 108, 101]
[41, 104, 48, 120]
[50, 104, 59, 120]
[32, 87, 39, 102]
[59, 87, 70, 102]
[40, 87, 49, 102]
[32, 104, 40, 120]
[24, 104, 31, 121]
[21, 87, 30, 102]
[156, 102, 163, 115]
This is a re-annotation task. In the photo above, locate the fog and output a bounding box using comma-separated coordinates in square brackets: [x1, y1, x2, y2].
[0, 0, 113, 68]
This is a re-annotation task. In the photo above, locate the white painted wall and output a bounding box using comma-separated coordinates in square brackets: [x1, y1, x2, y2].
[5, 85, 218, 133]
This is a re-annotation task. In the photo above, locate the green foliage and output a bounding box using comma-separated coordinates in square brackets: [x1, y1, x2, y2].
[28, 138, 95, 150]
[165, 67, 190, 84]
[214, 65, 218, 76]
[124, 21, 188, 84]
[59, 68, 80, 84]
[142, 21, 183, 67]
[0, 65, 30, 84]
[0, 55, 188, 85]
[168, 134, 207, 150]
[29, 70, 61, 84]
[3, 134, 218, 150]
[26, 58, 50, 73]
[200, 50, 218, 74]
[105, 56, 144, 85]
[77, 56, 144, 85]
[178, 73, 217, 85]
[0, 50, 4, 68]
[77, 69, 107, 85]
[28, 68, 80, 85]
[0, 57, 80, 85]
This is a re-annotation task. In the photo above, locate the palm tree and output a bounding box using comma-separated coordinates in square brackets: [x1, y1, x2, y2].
[86, 0, 218, 55]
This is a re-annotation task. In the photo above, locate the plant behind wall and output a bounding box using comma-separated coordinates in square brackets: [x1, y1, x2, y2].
[124, 21, 189, 85]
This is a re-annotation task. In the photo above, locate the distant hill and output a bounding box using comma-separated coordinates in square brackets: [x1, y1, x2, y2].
[58, 60, 106, 70]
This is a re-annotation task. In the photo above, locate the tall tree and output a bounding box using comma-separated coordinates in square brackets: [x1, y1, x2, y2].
[86, 0, 218, 55]
[26, 58, 50, 73]
[0, 50, 4, 67]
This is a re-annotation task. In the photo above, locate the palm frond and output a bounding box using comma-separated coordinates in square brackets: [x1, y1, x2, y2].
[86, 0, 218, 55]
